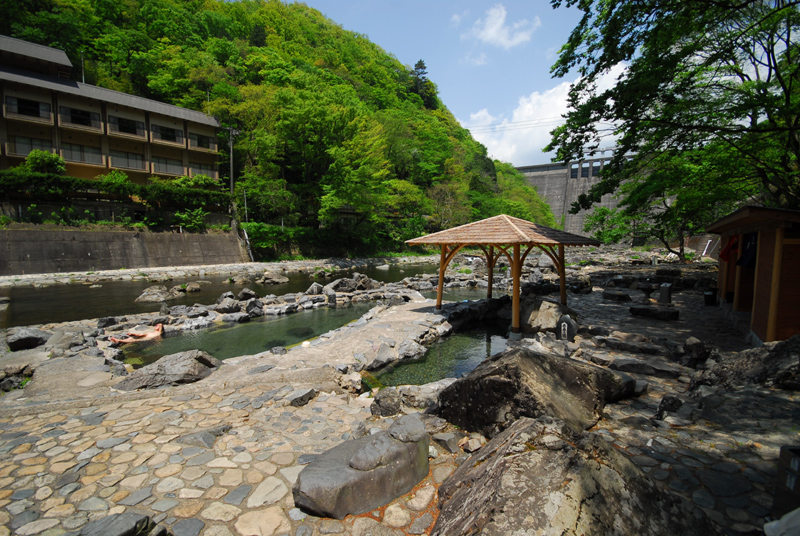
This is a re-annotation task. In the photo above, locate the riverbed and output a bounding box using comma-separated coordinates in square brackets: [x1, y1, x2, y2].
[0, 262, 438, 328]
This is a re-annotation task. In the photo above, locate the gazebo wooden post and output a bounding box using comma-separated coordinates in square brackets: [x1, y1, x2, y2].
[435, 244, 447, 311]
[511, 244, 521, 336]
[558, 244, 567, 305]
[486, 245, 494, 299]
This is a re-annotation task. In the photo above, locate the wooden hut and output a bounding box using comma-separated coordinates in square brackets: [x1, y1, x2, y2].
[406, 215, 600, 337]
[707, 206, 800, 344]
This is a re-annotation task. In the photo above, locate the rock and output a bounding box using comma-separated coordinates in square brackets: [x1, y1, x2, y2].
[367, 343, 398, 370]
[293, 414, 429, 519]
[244, 299, 263, 317]
[178, 425, 232, 449]
[691, 334, 800, 391]
[214, 298, 240, 314]
[7, 328, 52, 351]
[683, 336, 711, 369]
[437, 347, 635, 437]
[237, 288, 258, 301]
[75, 512, 162, 536]
[185, 282, 202, 292]
[556, 315, 578, 342]
[216, 291, 235, 303]
[306, 282, 324, 295]
[432, 416, 723, 536]
[629, 305, 680, 321]
[286, 388, 317, 407]
[397, 378, 457, 410]
[371, 388, 402, 416]
[259, 272, 290, 285]
[134, 285, 172, 303]
[397, 339, 426, 361]
[220, 312, 250, 323]
[336, 372, 363, 393]
[97, 317, 118, 329]
[521, 298, 579, 334]
[114, 350, 222, 391]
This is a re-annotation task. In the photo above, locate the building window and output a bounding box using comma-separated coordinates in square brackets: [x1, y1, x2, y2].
[153, 156, 184, 175]
[108, 116, 145, 137]
[152, 124, 184, 144]
[581, 162, 590, 178]
[110, 149, 145, 170]
[6, 96, 51, 119]
[59, 106, 101, 129]
[570, 163, 579, 179]
[190, 162, 217, 177]
[592, 161, 601, 176]
[189, 133, 216, 151]
[10, 136, 51, 156]
[62, 143, 103, 165]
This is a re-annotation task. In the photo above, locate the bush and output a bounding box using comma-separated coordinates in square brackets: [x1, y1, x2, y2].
[173, 208, 208, 232]
[21, 150, 66, 175]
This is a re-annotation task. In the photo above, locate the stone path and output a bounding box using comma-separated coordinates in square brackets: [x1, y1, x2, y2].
[0, 379, 457, 536]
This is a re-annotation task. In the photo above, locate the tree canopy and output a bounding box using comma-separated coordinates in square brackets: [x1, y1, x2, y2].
[5, 0, 555, 253]
[547, 0, 800, 212]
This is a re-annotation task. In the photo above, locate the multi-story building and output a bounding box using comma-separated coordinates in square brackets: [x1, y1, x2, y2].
[0, 35, 219, 184]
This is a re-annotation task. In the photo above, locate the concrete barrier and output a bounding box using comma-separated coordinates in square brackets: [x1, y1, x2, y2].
[0, 230, 248, 276]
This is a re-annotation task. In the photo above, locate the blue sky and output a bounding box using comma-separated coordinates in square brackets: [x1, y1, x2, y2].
[297, 1, 600, 166]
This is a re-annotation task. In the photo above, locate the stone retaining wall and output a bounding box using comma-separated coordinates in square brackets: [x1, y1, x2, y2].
[0, 230, 248, 276]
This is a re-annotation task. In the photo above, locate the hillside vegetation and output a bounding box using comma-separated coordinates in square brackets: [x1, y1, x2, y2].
[4, 0, 554, 255]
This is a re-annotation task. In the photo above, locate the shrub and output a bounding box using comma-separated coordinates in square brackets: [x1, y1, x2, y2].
[21, 150, 66, 175]
[173, 208, 208, 232]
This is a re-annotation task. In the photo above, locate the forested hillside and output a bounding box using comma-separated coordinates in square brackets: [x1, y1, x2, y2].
[3, 0, 554, 253]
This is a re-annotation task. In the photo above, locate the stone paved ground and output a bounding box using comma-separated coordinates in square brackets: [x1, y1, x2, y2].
[1, 280, 798, 535]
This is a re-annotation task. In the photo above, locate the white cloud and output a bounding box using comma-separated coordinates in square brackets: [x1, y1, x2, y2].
[461, 52, 488, 66]
[463, 5, 540, 50]
[451, 10, 469, 28]
[462, 64, 627, 166]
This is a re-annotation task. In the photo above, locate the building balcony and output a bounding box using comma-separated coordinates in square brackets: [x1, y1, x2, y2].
[189, 135, 217, 152]
[109, 155, 147, 171]
[58, 112, 104, 134]
[107, 116, 147, 140]
[151, 126, 186, 148]
[189, 166, 218, 179]
[152, 160, 186, 176]
[4, 103, 53, 125]
[61, 148, 106, 167]
[5, 141, 54, 158]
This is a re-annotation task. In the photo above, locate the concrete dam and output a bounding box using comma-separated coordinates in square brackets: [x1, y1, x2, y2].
[517, 155, 621, 235]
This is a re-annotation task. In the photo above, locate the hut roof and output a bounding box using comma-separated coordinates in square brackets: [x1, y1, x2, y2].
[406, 215, 600, 247]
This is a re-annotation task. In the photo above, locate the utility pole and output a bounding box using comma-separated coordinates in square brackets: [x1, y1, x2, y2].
[228, 127, 239, 195]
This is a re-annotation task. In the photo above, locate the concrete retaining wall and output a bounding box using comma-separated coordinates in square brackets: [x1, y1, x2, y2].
[0, 230, 249, 276]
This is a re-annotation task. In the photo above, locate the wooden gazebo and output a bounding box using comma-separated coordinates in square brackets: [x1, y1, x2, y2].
[406, 215, 600, 336]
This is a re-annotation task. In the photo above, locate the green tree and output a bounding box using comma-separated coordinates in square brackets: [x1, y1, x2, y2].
[548, 0, 800, 211]
[582, 207, 632, 245]
[618, 145, 755, 259]
[21, 150, 66, 175]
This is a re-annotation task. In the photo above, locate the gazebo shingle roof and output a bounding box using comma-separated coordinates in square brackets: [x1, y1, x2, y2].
[405, 215, 600, 247]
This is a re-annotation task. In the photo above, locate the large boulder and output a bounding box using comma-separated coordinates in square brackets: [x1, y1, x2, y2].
[691, 334, 800, 391]
[520, 298, 578, 334]
[7, 328, 52, 351]
[134, 285, 173, 303]
[293, 414, 429, 519]
[114, 350, 222, 391]
[258, 272, 289, 285]
[437, 347, 635, 437]
[432, 416, 724, 536]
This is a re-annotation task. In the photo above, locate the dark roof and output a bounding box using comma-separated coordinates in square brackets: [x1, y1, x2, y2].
[0, 65, 219, 127]
[406, 214, 600, 247]
[0, 35, 72, 69]
[706, 206, 800, 235]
